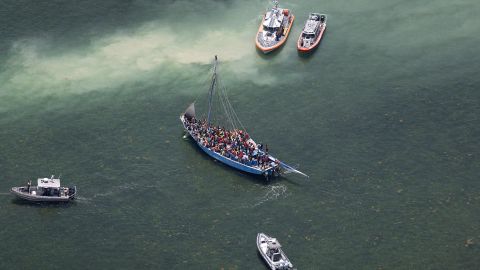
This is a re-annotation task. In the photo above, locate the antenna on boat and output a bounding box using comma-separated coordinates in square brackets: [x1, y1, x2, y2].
[273, 0, 279, 8]
[207, 55, 218, 127]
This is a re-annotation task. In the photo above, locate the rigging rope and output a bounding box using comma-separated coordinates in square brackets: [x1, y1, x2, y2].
[202, 57, 249, 134]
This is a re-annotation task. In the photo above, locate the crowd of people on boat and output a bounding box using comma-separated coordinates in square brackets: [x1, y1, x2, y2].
[184, 117, 276, 169]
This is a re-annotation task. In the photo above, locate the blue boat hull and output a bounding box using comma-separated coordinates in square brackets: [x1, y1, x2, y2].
[181, 116, 275, 177]
[197, 142, 269, 175]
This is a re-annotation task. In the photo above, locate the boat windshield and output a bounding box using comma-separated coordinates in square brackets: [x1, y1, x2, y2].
[302, 33, 315, 39]
[263, 26, 277, 33]
[272, 253, 282, 262]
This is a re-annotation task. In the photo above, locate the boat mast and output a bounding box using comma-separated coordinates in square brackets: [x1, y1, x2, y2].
[207, 55, 218, 126]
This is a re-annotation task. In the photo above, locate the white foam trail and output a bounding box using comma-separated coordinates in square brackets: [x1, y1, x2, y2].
[74, 196, 93, 204]
[252, 184, 288, 207]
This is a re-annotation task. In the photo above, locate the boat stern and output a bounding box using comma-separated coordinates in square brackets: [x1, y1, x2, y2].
[297, 46, 313, 53]
[68, 186, 77, 200]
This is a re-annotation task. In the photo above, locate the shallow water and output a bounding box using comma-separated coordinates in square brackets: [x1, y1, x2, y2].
[0, 0, 479, 269]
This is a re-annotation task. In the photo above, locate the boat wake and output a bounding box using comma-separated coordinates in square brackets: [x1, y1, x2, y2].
[74, 196, 93, 203]
[251, 184, 289, 207]
[90, 182, 138, 199]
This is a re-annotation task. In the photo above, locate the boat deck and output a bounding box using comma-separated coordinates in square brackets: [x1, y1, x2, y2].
[181, 116, 277, 176]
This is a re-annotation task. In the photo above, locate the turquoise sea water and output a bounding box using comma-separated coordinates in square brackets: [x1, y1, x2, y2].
[0, 0, 479, 269]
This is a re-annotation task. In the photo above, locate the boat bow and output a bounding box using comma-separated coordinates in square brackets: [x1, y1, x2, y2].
[279, 161, 309, 178]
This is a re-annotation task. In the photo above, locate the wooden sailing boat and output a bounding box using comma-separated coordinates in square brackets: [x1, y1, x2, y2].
[180, 56, 307, 179]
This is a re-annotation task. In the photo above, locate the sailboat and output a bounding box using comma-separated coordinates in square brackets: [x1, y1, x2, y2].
[180, 56, 308, 179]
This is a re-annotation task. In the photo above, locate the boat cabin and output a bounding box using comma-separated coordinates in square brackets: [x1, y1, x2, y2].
[266, 239, 283, 262]
[302, 20, 320, 38]
[263, 9, 284, 33]
[34, 177, 67, 197]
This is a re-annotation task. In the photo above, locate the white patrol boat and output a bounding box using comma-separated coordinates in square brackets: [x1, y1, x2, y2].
[257, 233, 295, 270]
[256, 1, 295, 54]
[297, 13, 327, 52]
[11, 175, 76, 202]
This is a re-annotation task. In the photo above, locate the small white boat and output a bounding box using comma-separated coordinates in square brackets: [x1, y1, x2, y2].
[257, 233, 295, 270]
[11, 176, 76, 202]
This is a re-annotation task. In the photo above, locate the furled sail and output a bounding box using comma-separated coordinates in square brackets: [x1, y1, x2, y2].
[184, 102, 196, 119]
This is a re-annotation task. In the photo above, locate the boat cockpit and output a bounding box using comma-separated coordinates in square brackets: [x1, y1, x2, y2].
[266, 239, 283, 262]
[302, 33, 315, 39]
[263, 26, 277, 33]
[271, 251, 282, 262]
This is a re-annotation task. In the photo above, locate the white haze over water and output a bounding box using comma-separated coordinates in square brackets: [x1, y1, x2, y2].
[1, 23, 267, 98]
[2, 0, 478, 112]
[0, 0, 282, 111]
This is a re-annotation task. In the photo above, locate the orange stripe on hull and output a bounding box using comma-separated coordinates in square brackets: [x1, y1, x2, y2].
[255, 15, 295, 54]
